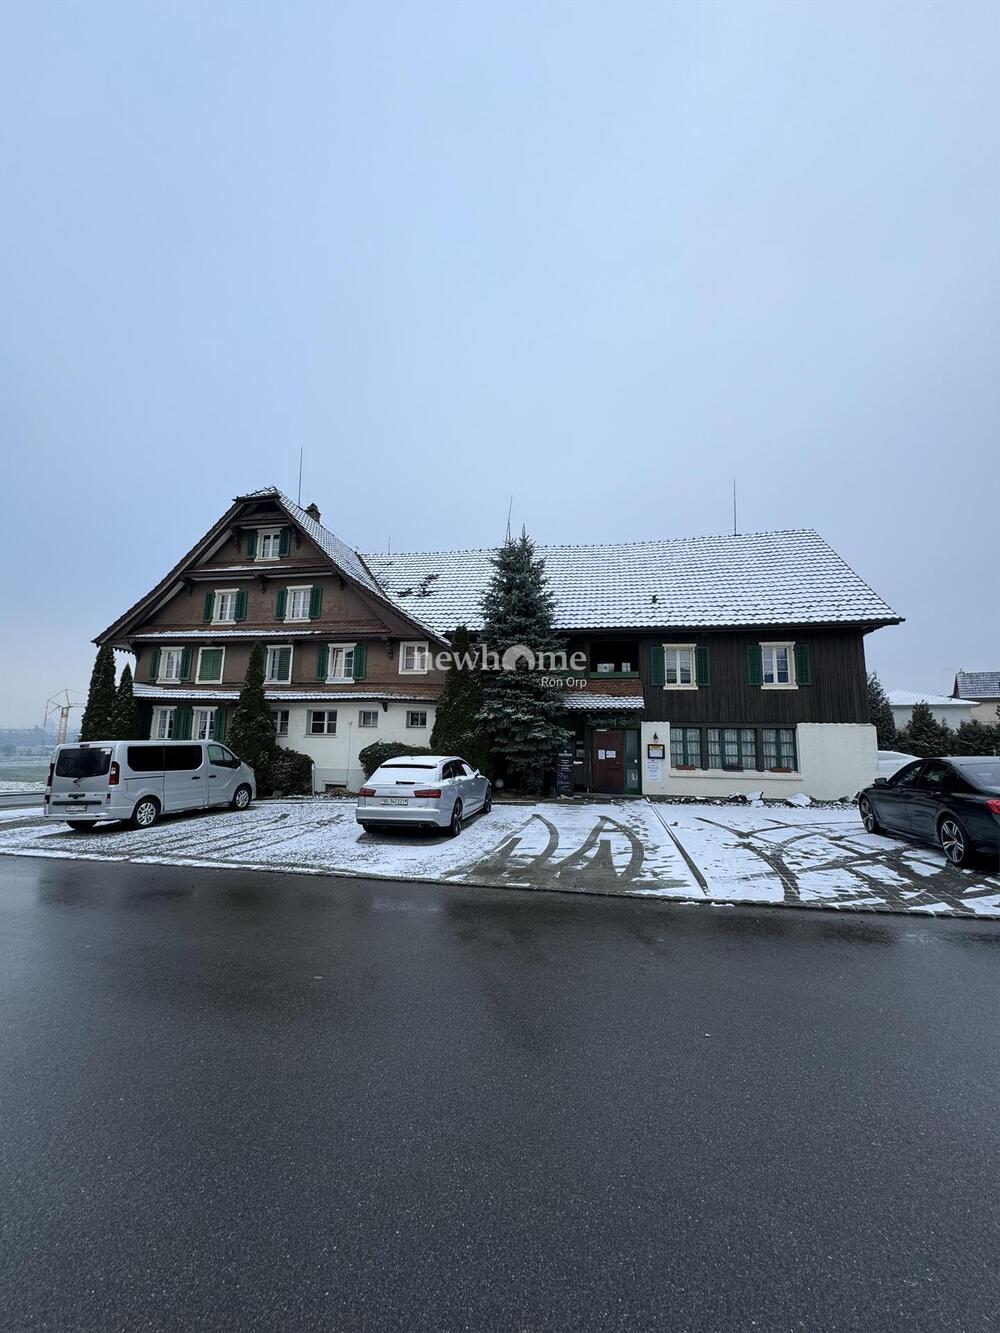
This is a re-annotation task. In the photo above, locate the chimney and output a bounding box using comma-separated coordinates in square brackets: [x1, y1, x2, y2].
[305, 502, 321, 522]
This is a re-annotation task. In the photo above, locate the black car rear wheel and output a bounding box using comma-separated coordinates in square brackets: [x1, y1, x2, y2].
[939, 816, 972, 868]
[859, 796, 883, 835]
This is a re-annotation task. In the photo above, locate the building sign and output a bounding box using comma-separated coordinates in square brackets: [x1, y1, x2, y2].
[555, 750, 574, 797]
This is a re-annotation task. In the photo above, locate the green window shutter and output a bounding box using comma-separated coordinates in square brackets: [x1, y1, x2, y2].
[246, 531, 258, 560]
[650, 645, 665, 687]
[316, 645, 329, 681]
[275, 588, 287, 621]
[278, 527, 291, 558]
[148, 648, 161, 682]
[174, 707, 192, 740]
[353, 643, 367, 680]
[794, 644, 812, 686]
[214, 708, 227, 743]
[746, 644, 763, 686]
[309, 586, 322, 619]
[199, 649, 223, 683]
[696, 645, 711, 687]
[203, 591, 215, 623]
[179, 648, 192, 681]
[234, 588, 248, 621]
[278, 646, 292, 681]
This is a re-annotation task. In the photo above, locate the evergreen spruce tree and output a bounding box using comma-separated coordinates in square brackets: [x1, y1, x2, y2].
[227, 643, 279, 792]
[430, 625, 489, 772]
[477, 532, 570, 792]
[895, 701, 953, 758]
[79, 644, 117, 741]
[951, 720, 999, 756]
[866, 672, 897, 750]
[110, 663, 139, 740]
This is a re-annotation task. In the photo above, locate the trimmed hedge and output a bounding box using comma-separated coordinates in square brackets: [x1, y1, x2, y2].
[264, 747, 314, 797]
[358, 741, 434, 779]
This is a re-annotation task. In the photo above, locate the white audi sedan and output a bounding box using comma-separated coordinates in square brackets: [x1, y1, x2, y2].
[356, 755, 492, 837]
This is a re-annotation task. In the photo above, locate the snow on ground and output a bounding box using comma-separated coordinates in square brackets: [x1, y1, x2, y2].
[0, 780, 45, 793]
[0, 798, 996, 917]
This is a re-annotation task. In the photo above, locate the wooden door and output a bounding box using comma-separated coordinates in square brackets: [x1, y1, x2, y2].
[592, 729, 625, 792]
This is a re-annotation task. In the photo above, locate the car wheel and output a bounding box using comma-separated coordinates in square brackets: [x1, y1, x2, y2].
[231, 784, 252, 811]
[858, 796, 883, 835]
[359, 822, 373, 833]
[939, 815, 972, 868]
[130, 797, 160, 830]
[447, 800, 463, 837]
[66, 821, 96, 832]
[482, 785, 492, 814]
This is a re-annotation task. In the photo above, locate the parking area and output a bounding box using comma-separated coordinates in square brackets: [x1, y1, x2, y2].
[1, 798, 997, 917]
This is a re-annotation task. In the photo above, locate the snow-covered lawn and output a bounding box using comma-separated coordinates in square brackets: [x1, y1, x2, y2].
[0, 797, 996, 917]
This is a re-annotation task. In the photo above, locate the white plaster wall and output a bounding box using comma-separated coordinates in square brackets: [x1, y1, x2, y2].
[277, 702, 436, 792]
[639, 721, 878, 801]
[968, 701, 999, 726]
[889, 703, 972, 731]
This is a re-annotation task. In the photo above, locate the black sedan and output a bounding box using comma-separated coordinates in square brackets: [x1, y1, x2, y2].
[858, 756, 1000, 868]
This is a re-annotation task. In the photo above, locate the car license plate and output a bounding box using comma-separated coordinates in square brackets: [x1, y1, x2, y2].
[381, 797, 408, 805]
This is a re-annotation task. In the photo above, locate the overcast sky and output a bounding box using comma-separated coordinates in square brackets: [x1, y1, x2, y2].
[2, 1, 997, 725]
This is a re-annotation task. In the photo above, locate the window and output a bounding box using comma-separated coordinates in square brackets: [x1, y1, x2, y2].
[761, 728, 797, 771]
[761, 643, 795, 688]
[208, 744, 239, 768]
[406, 710, 428, 729]
[258, 529, 282, 560]
[273, 709, 289, 737]
[164, 745, 203, 771]
[670, 727, 701, 767]
[152, 708, 176, 739]
[326, 644, 355, 681]
[358, 709, 379, 728]
[286, 586, 312, 622]
[400, 641, 429, 674]
[307, 710, 338, 735]
[919, 761, 955, 791]
[55, 747, 112, 779]
[193, 708, 216, 741]
[265, 645, 293, 683]
[705, 727, 758, 770]
[663, 645, 697, 688]
[196, 647, 225, 683]
[214, 590, 238, 623]
[127, 745, 165, 773]
[158, 648, 185, 682]
[890, 761, 924, 788]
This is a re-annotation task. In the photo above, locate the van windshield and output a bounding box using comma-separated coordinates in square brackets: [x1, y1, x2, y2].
[55, 747, 113, 779]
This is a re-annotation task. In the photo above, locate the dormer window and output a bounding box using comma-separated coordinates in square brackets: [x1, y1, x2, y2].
[259, 529, 282, 560]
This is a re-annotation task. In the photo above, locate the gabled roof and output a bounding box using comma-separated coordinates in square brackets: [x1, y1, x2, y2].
[363, 529, 901, 632]
[887, 690, 971, 709]
[96, 487, 442, 645]
[953, 670, 1000, 700]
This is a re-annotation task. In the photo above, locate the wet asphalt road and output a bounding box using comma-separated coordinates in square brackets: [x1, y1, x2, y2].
[1, 856, 999, 1333]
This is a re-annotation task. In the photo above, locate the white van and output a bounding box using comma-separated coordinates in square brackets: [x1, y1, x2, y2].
[44, 740, 256, 830]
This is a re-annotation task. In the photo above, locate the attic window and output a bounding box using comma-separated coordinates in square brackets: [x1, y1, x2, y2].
[254, 528, 289, 561]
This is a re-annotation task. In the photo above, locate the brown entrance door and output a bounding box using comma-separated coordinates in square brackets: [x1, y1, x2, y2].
[592, 729, 625, 793]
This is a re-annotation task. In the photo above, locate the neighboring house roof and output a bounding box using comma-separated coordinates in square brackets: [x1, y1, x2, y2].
[363, 529, 901, 632]
[562, 692, 645, 712]
[886, 690, 972, 709]
[953, 670, 1000, 701]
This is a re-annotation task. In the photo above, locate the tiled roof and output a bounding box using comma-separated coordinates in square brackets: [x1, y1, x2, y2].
[953, 670, 1000, 700]
[562, 692, 645, 712]
[363, 530, 901, 632]
[887, 690, 971, 708]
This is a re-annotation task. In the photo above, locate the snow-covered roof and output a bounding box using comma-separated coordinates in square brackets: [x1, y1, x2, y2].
[561, 692, 645, 712]
[133, 684, 438, 703]
[953, 670, 1000, 700]
[887, 690, 972, 708]
[363, 530, 900, 632]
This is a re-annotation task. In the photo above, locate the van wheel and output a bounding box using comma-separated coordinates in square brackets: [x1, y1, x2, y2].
[66, 821, 96, 832]
[231, 785, 252, 811]
[130, 798, 160, 830]
[447, 800, 463, 837]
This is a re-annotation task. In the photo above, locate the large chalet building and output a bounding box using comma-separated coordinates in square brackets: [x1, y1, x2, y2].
[96, 487, 902, 799]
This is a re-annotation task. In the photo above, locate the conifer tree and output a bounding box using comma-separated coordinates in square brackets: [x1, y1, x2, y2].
[895, 701, 953, 758]
[866, 672, 897, 750]
[227, 643, 279, 791]
[111, 663, 139, 740]
[478, 532, 570, 791]
[430, 625, 489, 772]
[951, 720, 999, 756]
[79, 644, 117, 741]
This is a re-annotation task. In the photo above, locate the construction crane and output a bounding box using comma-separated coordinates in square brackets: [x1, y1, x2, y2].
[44, 690, 83, 745]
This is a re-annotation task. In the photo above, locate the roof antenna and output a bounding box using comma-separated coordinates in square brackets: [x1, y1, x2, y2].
[297, 447, 303, 505]
[732, 477, 738, 536]
[505, 495, 513, 542]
